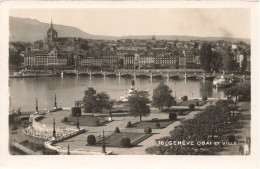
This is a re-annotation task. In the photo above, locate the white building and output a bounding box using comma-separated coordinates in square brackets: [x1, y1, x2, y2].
[236, 54, 244, 68]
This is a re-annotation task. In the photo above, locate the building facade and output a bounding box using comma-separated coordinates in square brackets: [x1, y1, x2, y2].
[124, 54, 135, 69]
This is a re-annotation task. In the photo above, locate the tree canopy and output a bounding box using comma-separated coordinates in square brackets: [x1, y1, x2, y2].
[152, 82, 175, 111]
[224, 82, 250, 101]
[146, 100, 238, 155]
[128, 91, 151, 122]
[82, 88, 111, 114]
[200, 43, 212, 72]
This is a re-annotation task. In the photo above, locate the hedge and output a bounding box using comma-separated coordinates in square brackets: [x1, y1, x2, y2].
[114, 127, 120, 133]
[144, 127, 152, 134]
[71, 107, 81, 117]
[63, 117, 68, 122]
[87, 135, 96, 145]
[169, 112, 177, 120]
[182, 96, 188, 101]
[126, 121, 132, 128]
[189, 104, 195, 110]
[120, 137, 131, 147]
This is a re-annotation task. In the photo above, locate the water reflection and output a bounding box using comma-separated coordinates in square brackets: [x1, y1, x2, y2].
[9, 76, 225, 112]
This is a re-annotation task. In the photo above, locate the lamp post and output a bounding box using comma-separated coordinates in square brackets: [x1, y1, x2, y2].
[76, 116, 80, 130]
[102, 130, 106, 154]
[52, 118, 56, 140]
[67, 144, 70, 155]
[54, 94, 57, 108]
[35, 98, 38, 112]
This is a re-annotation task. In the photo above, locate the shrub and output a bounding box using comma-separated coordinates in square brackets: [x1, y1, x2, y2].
[182, 96, 188, 101]
[155, 122, 160, 128]
[169, 112, 177, 120]
[173, 100, 177, 106]
[202, 96, 208, 101]
[120, 137, 131, 147]
[228, 135, 236, 143]
[114, 127, 120, 133]
[126, 121, 132, 128]
[144, 127, 152, 134]
[71, 107, 81, 117]
[189, 104, 195, 110]
[87, 135, 96, 145]
[63, 117, 68, 122]
[93, 119, 99, 126]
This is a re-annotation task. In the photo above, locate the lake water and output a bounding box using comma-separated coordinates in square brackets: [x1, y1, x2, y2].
[9, 76, 225, 112]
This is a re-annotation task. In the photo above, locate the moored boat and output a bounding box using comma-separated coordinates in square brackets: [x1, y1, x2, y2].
[213, 75, 233, 88]
[119, 80, 149, 102]
[9, 70, 58, 78]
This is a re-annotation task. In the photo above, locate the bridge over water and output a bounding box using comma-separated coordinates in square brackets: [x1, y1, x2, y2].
[61, 70, 220, 81]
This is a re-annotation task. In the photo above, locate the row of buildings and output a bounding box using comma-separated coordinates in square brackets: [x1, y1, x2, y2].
[23, 49, 202, 69]
[22, 20, 248, 70]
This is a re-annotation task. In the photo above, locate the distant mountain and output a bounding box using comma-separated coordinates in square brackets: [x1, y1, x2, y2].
[9, 17, 250, 43]
[9, 16, 115, 42]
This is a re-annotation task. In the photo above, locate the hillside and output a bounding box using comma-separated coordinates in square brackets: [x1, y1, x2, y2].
[9, 17, 102, 42]
[9, 17, 250, 43]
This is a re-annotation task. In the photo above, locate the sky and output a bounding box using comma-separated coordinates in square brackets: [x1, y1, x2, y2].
[10, 8, 250, 39]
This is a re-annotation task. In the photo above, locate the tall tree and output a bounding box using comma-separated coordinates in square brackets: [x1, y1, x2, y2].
[128, 91, 151, 122]
[83, 87, 97, 113]
[83, 88, 111, 114]
[105, 99, 115, 119]
[164, 95, 175, 109]
[94, 92, 110, 113]
[200, 43, 212, 72]
[152, 82, 175, 111]
[241, 54, 247, 73]
[216, 100, 237, 121]
[221, 46, 237, 72]
[211, 51, 222, 72]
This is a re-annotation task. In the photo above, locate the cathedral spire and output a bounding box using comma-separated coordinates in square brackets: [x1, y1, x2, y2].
[51, 18, 53, 29]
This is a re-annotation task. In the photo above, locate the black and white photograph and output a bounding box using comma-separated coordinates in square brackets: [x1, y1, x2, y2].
[7, 7, 253, 155]
[0, 1, 259, 169]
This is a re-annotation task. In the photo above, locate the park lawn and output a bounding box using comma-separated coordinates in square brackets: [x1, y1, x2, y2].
[177, 100, 208, 106]
[64, 115, 108, 126]
[132, 119, 175, 129]
[95, 132, 152, 147]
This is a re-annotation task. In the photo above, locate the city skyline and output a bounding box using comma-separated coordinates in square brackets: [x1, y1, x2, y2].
[10, 8, 250, 39]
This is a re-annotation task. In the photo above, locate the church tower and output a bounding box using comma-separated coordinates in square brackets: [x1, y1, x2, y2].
[47, 18, 58, 43]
